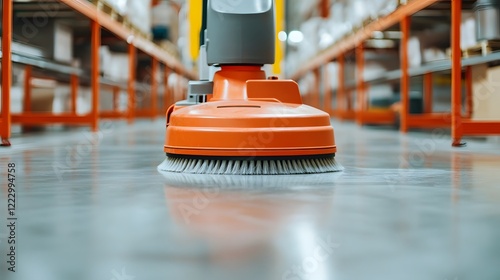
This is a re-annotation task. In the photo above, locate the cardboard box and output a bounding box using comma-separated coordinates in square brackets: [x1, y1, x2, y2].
[31, 78, 57, 112]
[472, 64, 500, 120]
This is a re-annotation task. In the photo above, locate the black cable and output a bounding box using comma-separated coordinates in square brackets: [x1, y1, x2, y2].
[199, 0, 208, 46]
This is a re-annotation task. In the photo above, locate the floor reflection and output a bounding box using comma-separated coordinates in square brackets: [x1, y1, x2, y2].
[160, 171, 342, 279]
[1, 120, 500, 280]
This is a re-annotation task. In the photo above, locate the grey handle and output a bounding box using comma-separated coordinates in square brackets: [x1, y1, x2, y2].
[206, 0, 276, 66]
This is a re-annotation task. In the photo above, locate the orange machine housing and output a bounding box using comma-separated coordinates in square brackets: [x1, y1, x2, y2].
[164, 66, 337, 159]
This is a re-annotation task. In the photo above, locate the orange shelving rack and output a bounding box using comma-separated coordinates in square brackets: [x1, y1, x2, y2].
[290, 0, 500, 146]
[1, 0, 13, 146]
[450, 0, 500, 146]
[0, 0, 197, 146]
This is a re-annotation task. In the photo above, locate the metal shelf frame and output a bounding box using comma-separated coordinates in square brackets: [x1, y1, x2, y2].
[291, 0, 500, 146]
[1, 0, 195, 146]
[1, 0, 13, 146]
[290, 0, 441, 81]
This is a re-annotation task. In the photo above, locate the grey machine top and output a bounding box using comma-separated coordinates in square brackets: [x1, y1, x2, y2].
[206, 0, 276, 66]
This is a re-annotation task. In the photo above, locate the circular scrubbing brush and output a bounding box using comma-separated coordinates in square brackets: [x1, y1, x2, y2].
[158, 0, 342, 175]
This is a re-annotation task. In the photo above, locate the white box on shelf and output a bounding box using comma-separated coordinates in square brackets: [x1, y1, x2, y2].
[3, 86, 24, 114]
[347, 0, 371, 28]
[99, 46, 130, 81]
[461, 12, 477, 50]
[53, 85, 71, 114]
[106, 0, 128, 15]
[422, 48, 447, 63]
[327, 62, 339, 90]
[408, 37, 422, 67]
[376, 0, 400, 17]
[126, 0, 152, 35]
[53, 21, 73, 63]
[13, 19, 73, 63]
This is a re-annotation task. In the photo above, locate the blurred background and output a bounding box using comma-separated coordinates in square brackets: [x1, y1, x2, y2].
[1, 1, 500, 280]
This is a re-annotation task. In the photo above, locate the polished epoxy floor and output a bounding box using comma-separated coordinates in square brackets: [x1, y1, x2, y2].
[1, 119, 500, 280]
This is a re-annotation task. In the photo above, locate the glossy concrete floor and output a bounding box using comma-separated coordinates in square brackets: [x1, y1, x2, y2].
[1, 119, 500, 280]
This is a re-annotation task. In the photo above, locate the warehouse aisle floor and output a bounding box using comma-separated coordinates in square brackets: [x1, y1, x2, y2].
[1, 119, 500, 280]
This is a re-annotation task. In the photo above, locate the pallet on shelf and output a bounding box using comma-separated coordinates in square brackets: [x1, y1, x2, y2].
[137, 31, 153, 41]
[122, 18, 153, 41]
[89, 0, 123, 22]
[121, 17, 134, 32]
[158, 40, 180, 59]
[89, 0, 127, 23]
[463, 40, 500, 58]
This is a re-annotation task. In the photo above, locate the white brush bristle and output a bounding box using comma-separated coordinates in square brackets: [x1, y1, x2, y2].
[158, 157, 343, 175]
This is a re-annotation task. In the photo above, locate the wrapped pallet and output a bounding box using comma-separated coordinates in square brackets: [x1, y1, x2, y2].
[374, 0, 400, 17]
[106, 0, 128, 15]
[152, 1, 179, 43]
[127, 0, 153, 35]
[89, 0, 152, 36]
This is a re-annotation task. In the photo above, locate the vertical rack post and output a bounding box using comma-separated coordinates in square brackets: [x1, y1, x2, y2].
[319, 0, 330, 18]
[355, 43, 365, 125]
[400, 15, 411, 133]
[337, 54, 345, 119]
[23, 66, 33, 112]
[91, 20, 101, 132]
[1, 0, 13, 146]
[423, 72, 433, 114]
[151, 57, 159, 118]
[465, 66, 473, 119]
[451, 0, 463, 146]
[71, 74, 79, 114]
[128, 44, 137, 124]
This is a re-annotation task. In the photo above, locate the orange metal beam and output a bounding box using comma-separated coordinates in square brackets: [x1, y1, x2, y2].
[320, 0, 330, 18]
[128, 44, 137, 124]
[451, 0, 463, 146]
[23, 66, 33, 112]
[290, 0, 440, 80]
[151, 57, 159, 118]
[461, 121, 500, 135]
[12, 113, 92, 125]
[58, 0, 197, 80]
[112, 86, 120, 111]
[91, 20, 100, 132]
[357, 110, 396, 125]
[465, 66, 473, 119]
[135, 110, 155, 118]
[100, 111, 127, 119]
[407, 113, 452, 128]
[400, 16, 411, 133]
[71, 74, 79, 113]
[1, 0, 13, 146]
[423, 72, 433, 114]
